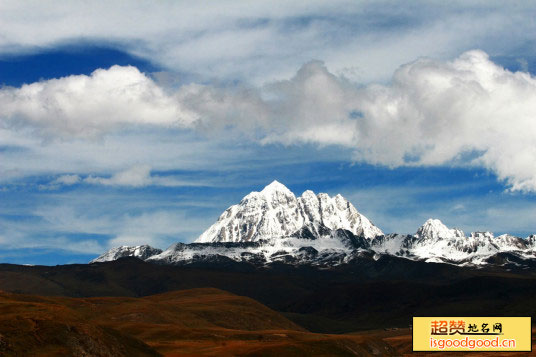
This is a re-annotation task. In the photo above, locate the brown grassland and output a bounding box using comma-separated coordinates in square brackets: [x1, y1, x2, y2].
[0, 287, 534, 356]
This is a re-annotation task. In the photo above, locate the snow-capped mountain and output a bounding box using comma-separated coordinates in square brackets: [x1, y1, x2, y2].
[372, 219, 536, 265]
[196, 180, 383, 243]
[90, 182, 536, 268]
[416, 219, 465, 240]
[140, 227, 370, 267]
[90, 245, 162, 263]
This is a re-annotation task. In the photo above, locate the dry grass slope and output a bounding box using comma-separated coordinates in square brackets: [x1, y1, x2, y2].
[0, 288, 403, 356]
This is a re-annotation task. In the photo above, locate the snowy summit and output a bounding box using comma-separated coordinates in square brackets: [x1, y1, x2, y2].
[196, 180, 383, 243]
[91, 182, 536, 268]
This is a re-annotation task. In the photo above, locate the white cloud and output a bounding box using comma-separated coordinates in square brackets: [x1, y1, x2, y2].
[33, 204, 212, 248]
[0, 126, 256, 185]
[0, 65, 196, 138]
[1, 2, 535, 84]
[54, 174, 81, 185]
[0, 225, 104, 254]
[0, 197, 216, 255]
[102, 210, 215, 249]
[351, 50, 536, 192]
[32, 237, 105, 254]
[106, 235, 169, 249]
[182, 51, 536, 192]
[344, 185, 536, 237]
[2, 50, 536, 193]
[82, 165, 214, 188]
[104, 210, 210, 248]
[38, 174, 82, 190]
[260, 61, 359, 146]
[85, 164, 152, 187]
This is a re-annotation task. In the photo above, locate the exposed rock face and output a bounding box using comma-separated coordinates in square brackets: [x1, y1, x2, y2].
[470, 231, 494, 239]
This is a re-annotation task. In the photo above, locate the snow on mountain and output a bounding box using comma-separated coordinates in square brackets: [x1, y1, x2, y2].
[196, 180, 383, 243]
[146, 228, 369, 266]
[416, 219, 464, 239]
[373, 219, 535, 265]
[89, 182, 536, 269]
[90, 245, 163, 263]
[91, 219, 536, 267]
[470, 231, 494, 239]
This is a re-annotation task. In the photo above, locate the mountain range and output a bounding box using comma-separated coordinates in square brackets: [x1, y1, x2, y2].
[2, 181, 535, 355]
[92, 181, 536, 268]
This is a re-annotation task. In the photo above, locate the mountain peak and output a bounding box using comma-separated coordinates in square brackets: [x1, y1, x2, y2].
[90, 245, 162, 263]
[424, 218, 442, 225]
[470, 231, 494, 239]
[416, 218, 465, 239]
[196, 182, 383, 243]
[261, 180, 292, 194]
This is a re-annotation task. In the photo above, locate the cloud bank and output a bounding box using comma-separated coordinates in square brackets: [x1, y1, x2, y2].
[1, 51, 536, 192]
[1, 1, 535, 84]
[183, 50, 536, 192]
[0, 65, 195, 138]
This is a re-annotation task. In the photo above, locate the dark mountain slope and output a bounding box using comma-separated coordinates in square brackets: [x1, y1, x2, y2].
[0, 257, 535, 333]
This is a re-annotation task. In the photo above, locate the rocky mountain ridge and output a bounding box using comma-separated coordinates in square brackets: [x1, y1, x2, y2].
[91, 182, 536, 268]
[196, 180, 383, 243]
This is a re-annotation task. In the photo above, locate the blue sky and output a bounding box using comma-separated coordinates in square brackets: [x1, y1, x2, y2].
[1, 1, 536, 265]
